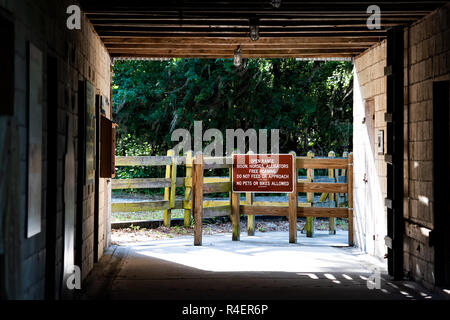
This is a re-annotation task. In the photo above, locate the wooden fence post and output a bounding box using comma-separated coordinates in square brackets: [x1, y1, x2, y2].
[246, 192, 255, 236]
[347, 153, 354, 246]
[342, 151, 349, 204]
[163, 149, 177, 227]
[184, 151, 193, 227]
[193, 153, 204, 246]
[289, 152, 298, 243]
[246, 151, 255, 236]
[231, 191, 240, 241]
[305, 151, 315, 237]
[328, 150, 336, 235]
[231, 152, 240, 241]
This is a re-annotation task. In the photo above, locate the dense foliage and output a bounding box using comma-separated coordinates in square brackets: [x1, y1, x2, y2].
[113, 58, 353, 158]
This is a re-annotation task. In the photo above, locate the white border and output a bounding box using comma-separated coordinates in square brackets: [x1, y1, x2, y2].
[231, 154, 295, 194]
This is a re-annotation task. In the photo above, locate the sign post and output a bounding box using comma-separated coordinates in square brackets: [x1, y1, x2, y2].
[232, 154, 297, 242]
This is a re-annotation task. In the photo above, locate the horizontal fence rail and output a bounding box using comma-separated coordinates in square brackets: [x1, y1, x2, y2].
[112, 150, 353, 246]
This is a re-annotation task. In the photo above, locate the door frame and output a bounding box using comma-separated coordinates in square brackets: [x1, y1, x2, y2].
[432, 80, 450, 287]
[44, 54, 59, 299]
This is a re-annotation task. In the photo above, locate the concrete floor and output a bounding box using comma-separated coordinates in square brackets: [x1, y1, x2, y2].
[83, 231, 442, 300]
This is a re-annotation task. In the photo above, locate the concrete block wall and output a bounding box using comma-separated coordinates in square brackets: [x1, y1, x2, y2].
[353, 41, 388, 261]
[353, 3, 450, 288]
[403, 3, 450, 288]
[0, 0, 111, 299]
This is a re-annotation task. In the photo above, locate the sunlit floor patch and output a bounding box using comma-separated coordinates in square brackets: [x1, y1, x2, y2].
[88, 231, 441, 300]
[132, 231, 370, 273]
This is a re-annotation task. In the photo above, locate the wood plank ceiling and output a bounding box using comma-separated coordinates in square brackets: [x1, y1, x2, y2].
[80, 1, 448, 59]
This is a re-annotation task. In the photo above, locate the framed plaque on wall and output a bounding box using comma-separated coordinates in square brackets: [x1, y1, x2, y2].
[82, 81, 96, 185]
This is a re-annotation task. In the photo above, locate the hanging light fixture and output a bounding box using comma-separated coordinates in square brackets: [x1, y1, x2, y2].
[271, 0, 281, 8]
[233, 45, 242, 67]
[249, 22, 259, 41]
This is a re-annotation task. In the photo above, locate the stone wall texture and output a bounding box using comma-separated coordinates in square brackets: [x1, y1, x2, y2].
[403, 3, 450, 288]
[353, 3, 450, 288]
[0, 0, 111, 299]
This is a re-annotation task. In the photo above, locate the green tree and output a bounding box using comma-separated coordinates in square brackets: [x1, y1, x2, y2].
[112, 58, 353, 157]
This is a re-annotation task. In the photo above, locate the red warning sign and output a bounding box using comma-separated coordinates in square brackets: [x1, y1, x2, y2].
[232, 154, 294, 193]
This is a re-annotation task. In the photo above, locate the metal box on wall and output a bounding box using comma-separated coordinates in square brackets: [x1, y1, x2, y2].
[100, 115, 117, 178]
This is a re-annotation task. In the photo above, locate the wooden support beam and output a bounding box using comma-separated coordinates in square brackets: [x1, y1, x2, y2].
[289, 151, 298, 243]
[111, 178, 171, 189]
[240, 205, 288, 216]
[203, 181, 232, 193]
[184, 151, 193, 227]
[105, 43, 372, 50]
[305, 151, 315, 238]
[246, 192, 255, 236]
[240, 205, 349, 218]
[91, 19, 407, 29]
[297, 182, 348, 193]
[328, 151, 337, 235]
[231, 191, 240, 241]
[348, 153, 354, 246]
[115, 156, 171, 166]
[296, 157, 348, 169]
[182, 200, 230, 210]
[203, 206, 232, 218]
[163, 149, 176, 227]
[111, 200, 170, 213]
[297, 207, 349, 218]
[107, 48, 365, 54]
[102, 36, 382, 45]
[193, 153, 204, 246]
[111, 53, 356, 59]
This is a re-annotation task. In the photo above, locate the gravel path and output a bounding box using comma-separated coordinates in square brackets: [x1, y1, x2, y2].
[111, 216, 348, 245]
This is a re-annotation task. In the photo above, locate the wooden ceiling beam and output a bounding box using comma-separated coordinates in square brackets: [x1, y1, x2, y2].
[107, 48, 364, 55]
[101, 36, 382, 45]
[80, 1, 446, 58]
[110, 53, 356, 59]
[90, 18, 415, 26]
[96, 33, 387, 41]
[104, 43, 370, 49]
[81, 1, 447, 14]
[86, 14, 425, 20]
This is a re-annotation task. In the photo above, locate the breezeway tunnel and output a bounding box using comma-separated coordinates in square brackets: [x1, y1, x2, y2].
[0, 0, 449, 302]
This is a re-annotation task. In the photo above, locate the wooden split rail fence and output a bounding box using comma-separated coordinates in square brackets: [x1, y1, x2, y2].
[111, 151, 353, 246]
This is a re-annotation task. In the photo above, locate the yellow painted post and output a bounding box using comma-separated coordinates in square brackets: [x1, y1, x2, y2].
[328, 151, 336, 235]
[184, 151, 193, 227]
[342, 151, 349, 204]
[288, 151, 298, 243]
[163, 149, 176, 227]
[305, 151, 315, 237]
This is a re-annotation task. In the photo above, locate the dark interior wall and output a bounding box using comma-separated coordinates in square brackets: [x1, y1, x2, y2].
[347, 2, 449, 289]
[0, 7, 15, 299]
[0, 0, 111, 299]
[432, 81, 450, 287]
[403, 3, 450, 288]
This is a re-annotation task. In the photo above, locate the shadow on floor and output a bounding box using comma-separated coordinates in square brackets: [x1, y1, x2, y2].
[81, 231, 440, 300]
